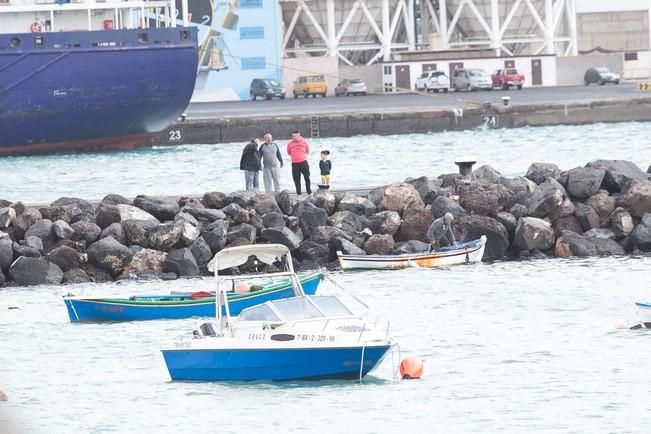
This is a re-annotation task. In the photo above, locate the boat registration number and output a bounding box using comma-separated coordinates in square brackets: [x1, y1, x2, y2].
[296, 334, 336, 343]
[173, 342, 192, 348]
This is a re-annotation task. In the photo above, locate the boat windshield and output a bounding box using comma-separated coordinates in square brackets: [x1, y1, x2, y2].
[311, 296, 353, 316]
[271, 297, 324, 320]
[240, 303, 282, 322]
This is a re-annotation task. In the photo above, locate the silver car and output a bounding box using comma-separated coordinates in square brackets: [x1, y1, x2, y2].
[335, 79, 368, 96]
[451, 68, 492, 91]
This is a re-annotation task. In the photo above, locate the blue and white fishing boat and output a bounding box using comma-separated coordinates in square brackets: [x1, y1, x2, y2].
[630, 301, 651, 329]
[63, 271, 322, 322]
[162, 244, 395, 381]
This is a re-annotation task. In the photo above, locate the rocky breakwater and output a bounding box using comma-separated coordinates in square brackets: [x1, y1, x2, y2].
[1, 159, 650, 287]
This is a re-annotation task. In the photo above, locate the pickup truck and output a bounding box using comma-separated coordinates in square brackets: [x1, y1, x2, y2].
[491, 69, 525, 90]
[415, 71, 450, 93]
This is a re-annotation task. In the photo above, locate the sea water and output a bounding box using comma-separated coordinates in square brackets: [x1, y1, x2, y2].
[0, 257, 650, 433]
[0, 121, 650, 204]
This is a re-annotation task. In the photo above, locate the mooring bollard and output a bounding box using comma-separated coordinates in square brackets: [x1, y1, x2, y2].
[501, 96, 510, 106]
[455, 160, 476, 176]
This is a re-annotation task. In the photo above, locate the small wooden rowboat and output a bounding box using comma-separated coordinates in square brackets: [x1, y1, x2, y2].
[63, 271, 322, 322]
[337, 236, 487, 270]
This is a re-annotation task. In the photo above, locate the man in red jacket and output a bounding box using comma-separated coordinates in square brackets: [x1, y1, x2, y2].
[286, 130, 312, 195]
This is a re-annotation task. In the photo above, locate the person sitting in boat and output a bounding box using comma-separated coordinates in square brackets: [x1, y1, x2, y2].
[426, 212, 457, 251]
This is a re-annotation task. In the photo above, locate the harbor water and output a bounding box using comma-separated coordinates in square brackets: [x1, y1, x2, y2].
[1, 121, 650, 203]
[1, 256, 650, 433]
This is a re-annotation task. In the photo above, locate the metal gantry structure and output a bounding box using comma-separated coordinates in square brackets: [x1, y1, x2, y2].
[280, 0, 579, 65]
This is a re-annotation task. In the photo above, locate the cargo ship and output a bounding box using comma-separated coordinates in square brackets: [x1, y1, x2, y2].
[0, 0, 198, 156]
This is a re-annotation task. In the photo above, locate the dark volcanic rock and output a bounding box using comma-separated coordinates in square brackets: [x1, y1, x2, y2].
[329, 211, 368, 234]
[397, 206, 433, 242]
[24, 219, 53, 246]
[50, 197, 95, 221]
[405, 176, 444, 205]
[52, 220, 75, 240]
[471, 164, 502, 184]
[585, 191, 616, 221]
[297, 240, 330, 265]
[275, 190, 294, 215]
[117, 204, 160, 224]
[190, 236, 213, 270]
[631, 214, 651, 251]
[337, 193, 377, 216]
[62, 268, 92, 284]
[566, 166, 606, 199]
[39, 205, 82, 224]
[552, 215, 583, 237]
[498, 176, 537, 196]
[367, 185, 387, 206]
[527, 178, 568, 218]
[147, 222, 183, 251]
[202, 191, 227, 209]
[227, 223, 257, 245]
[378, 183, 424, 216]
[554, 232, 598, 257]
[253, 194, 281, 216]
[368, 211, 401, 236]
[9, 257, 63, 286]
[495, 212, 517, 237]
[224, 191, 256, 208]
[393, 240, 430, 254]
[100, 194, 132, 206]
[0, 237, 13, 270]
[12, 242, 42, 259]
[610, 207, 635, 238]
[438, 173, 462, 188]
[100, 222, 127, 245]
[364, 234, 395, 255]
[80, 263, 113, 283]
[182, 207, 226, 223]
[133, 195, 180, 222]
[222, 203, 250, 225]
[309, 189, 336, 216]
[201, 219, 230, 253]
[293, 201, 328, 238]
[45, 245, 83, 272]
[513, 217, 555, 252]
[262, 212, 285, 228]
[87, 236, 134, 276]
[95, 203, 121, 229]
[574, 203, 600, 232]
[164, 248, 200, 277]
[335, 238, 366, 255]
[120, 248, 167, 277]
[586, 160, 649, 193]
[123, 219, 158, 246]
[525, 163, 561, 185]
[454, 214, 509, 260]
[431, 196, 466, 219]
[458, 181, 512, 217]
[24, 236, 44, 253]
[261, 227, 302, 251]
[71, 221, 101, 245]
[0, 207, 15, 229]
[616, 180, 651, 218]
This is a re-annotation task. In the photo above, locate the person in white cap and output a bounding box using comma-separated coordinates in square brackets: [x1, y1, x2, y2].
[426, 212, 457, 251]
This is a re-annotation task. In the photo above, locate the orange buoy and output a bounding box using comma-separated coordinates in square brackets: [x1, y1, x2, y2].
[400, 357, 424, 379]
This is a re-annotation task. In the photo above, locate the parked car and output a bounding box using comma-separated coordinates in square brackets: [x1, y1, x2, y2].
[334, 78, 368, 96]
[250, 78, 286, 100]
[293, 74, 327, 98]
[451, 68, 492, 91]
[415, 71, 449, 93]
[584, 67, 620, 85]
[491, 68, 525, 90]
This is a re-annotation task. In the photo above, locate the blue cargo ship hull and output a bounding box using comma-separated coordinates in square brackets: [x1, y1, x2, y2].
[0, 27, 198, 155]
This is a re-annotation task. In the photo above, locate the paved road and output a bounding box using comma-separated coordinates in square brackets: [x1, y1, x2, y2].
[186, 82, 645, 119]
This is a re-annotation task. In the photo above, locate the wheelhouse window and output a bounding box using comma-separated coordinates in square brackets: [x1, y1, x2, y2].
[271, 297, 323, 321]
[240, 304, 282, 322]
[311, 296, 352, 317]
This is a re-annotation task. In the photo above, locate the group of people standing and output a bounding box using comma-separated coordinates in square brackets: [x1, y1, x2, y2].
[239, 131, 332, 195]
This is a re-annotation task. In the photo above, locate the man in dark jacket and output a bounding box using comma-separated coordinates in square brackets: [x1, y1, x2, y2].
[240, 137, 261, 191]
[427, 212, 457, 251]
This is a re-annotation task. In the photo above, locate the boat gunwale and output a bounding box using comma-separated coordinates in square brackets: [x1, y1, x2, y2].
[337, 239, 485, 263]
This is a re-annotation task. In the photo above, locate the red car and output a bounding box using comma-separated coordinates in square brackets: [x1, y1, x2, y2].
[491, 69, 525, 90]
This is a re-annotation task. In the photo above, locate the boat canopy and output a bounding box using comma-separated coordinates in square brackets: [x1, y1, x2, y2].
[208, 244, 291, 272]
[239, 296, 352, 322]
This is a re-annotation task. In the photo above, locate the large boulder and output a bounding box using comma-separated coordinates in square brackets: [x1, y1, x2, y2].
[574, 203, 600, 232]
[275, 190, 294, 215]
[328, 211, 368, 234]
[117, 204, 160, 224]
[227, 223, 257, 245]
[52, 220, 75, 240]
[0, 207, 16, 229]
[513, 217, 555, 252]
[554, 232, 598, 257]
[457, 181, 512, 217]
[586, 160, 649, 193]
[25, 219, 53, 247]
[87, 236, 134, 276]
[335, 237, 366, 255]
[367, 185, 387, 206]
[610, 207, 635, 238]
[164, 248, 200, 277]
[438, 173, 462, 188]
[297, 240, 330, 265]
[133, 195, 180, 222]
[527, 178, 568, 218]
[50, 197, 95, 221]
[583, 230, 626, 255]
[100, 222, 127, 245]
[12, 242, 42, 259]
[585, 191, 616, 221]
[337, 193, 377, 216]
[190, 237, 213, 270]
[222, 203, 250, 225]
[566, 166, 606, 199]
[471, 164, 501, 184]
[62, 268, 92, 284]
[201, 219, 230, 253]
[261, 226, 302, 251]
[631, 214, 651, 251]
[224, 191, 256, 208]
[309, 189, 336, 216]
[9, 257, 63, 286]
[147, 222, 183, 251]
[182, 207, 226, 223]
[367, 211, 401, 236]
[454, 215, 509, 260]
[309, 226, 352, 259]
[95, 203, 121, 229]
[120, 248, 167, 277]
[525, 163, 561, 185]
[100, 194, 132, 206]
[551, 215, 583, 237]
[495, 212, 517, 237]
[38, 205, 81, 225]
[431, 196, 466, 219]
[397, 206, 433, 242]
[45, 245, 83, 272]
[262, 212, 285, 228]
[253, 194, 281, 216]
[364, 234, 395, 255]
[123, 219, 157, 246]
[616, 180, 651, 218]
[70, 221, 101, 245]
[498, 176, 537, 196]
[293, 201, 328, 238]
[0, 237, 13, 270]
[393, 240, 430, 254]
[24, 236, 44, 253]
[378, 183, 424, 216]
[405, 176, 444, 205]
[509, 203, 528, 219]
[202, 191, 227, 209]
[80, 263, 113, 283]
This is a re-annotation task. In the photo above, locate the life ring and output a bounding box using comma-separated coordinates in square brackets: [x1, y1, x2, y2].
[30, 22, 42, 33]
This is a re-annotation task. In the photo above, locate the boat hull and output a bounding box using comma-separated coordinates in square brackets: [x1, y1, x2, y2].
[0, 27, 198, 155]
[64, 272, 322, 322]
[162, 345, 391, 381]
[631, 302, 651, 329]
[337, 236, 487, 270]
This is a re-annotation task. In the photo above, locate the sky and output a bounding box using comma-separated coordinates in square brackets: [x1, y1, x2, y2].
[576, 0, 649, 13]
